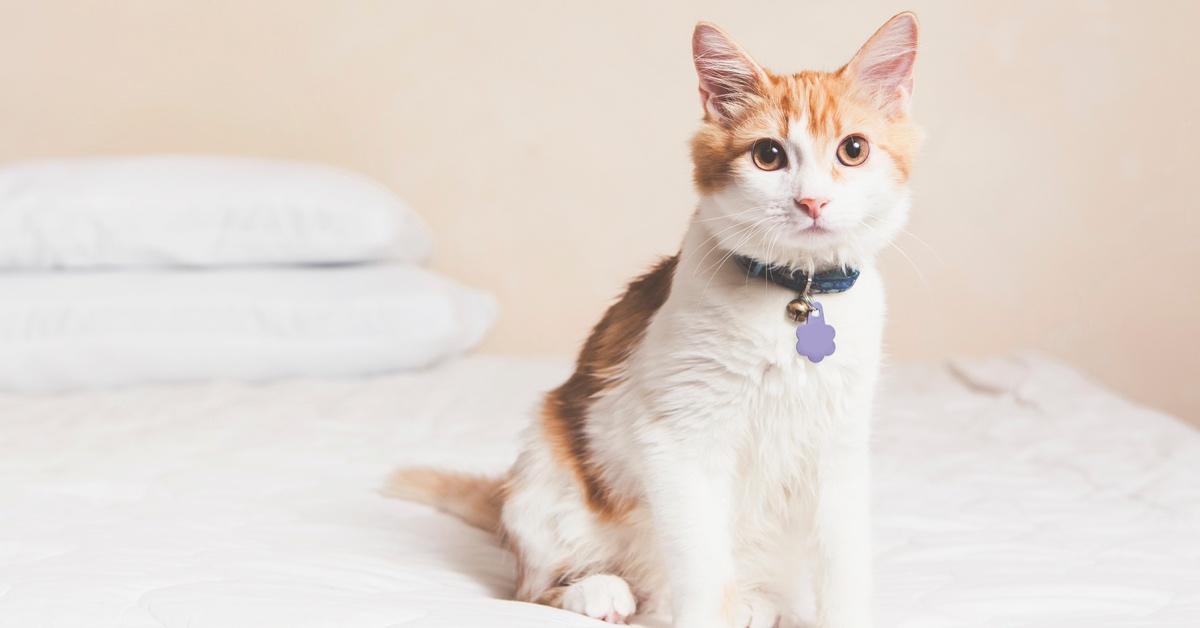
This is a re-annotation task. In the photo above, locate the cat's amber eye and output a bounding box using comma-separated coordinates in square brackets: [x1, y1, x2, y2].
[750, 139, 788, 171]
[836, 135, 870, 167]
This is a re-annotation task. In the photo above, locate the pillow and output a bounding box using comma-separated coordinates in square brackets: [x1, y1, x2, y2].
[0, 264, 494, 392]
[0, 155, 431, 269]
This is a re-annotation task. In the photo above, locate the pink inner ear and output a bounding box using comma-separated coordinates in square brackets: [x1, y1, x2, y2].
[849, 14, 918, 112]
[860, 53, 914, 97]
[692, 23, 763, 121]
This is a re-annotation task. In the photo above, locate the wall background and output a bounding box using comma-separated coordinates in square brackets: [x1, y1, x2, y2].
[1, 1, 1197, 422]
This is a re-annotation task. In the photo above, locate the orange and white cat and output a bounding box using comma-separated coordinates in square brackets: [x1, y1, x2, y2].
[388, 13, 920, 628]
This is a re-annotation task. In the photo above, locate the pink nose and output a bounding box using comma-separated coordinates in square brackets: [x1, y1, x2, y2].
[794, 197, 830, 219]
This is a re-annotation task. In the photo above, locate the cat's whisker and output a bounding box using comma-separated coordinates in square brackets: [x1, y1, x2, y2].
[702, 221, 769, 277]
[897, 227, 943, 264]
[694, 214, 769, 252]
[763, 227, 783, 297]
[694, 228, 754, 286]
[696, 206, 764, 223]
[887, 240, 929, 287]
[695, 204, 780, 223]
[694, 219, 765, 275]
[843, 215, 928, 285]
[701, 218, 774, 296]
[697, 215, 777, 276]
[699, 225, 759, 286]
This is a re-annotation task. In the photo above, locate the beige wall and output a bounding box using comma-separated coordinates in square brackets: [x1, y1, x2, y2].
[1, 1, 1197, 422]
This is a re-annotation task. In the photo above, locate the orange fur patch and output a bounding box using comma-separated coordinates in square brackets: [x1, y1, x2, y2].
[382, 467, 503, 532]
[540, 255, 678, 522]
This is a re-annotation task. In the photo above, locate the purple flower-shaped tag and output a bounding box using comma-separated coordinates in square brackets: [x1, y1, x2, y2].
[795, 301, 836, 363]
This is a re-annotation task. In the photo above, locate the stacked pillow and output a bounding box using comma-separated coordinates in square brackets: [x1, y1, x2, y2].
[0, 156, 496, 392]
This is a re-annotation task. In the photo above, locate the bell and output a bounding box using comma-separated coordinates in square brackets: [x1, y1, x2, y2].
[786, 297, 813, 323]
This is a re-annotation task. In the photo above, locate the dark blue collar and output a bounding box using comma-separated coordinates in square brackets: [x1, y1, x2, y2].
[733, 254, 860, 294]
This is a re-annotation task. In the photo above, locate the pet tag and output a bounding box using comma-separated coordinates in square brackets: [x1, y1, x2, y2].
[794, 301, 836, 363]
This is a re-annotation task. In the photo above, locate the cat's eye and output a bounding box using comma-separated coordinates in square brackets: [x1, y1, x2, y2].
[836, 135, 870, 167]
[750, 139, 787, 171]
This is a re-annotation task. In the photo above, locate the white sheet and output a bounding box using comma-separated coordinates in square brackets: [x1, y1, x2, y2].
[0, 355, 1197, 627]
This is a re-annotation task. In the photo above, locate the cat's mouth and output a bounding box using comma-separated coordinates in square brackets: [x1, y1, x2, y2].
[790, 222, 836, 237]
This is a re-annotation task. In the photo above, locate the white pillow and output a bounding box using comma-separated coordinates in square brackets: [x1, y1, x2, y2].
[0, 156, 431, 269]
[0, 264, 494, 392]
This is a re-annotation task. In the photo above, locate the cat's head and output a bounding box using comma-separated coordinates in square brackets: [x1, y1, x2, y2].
[690, 13, 920, 270]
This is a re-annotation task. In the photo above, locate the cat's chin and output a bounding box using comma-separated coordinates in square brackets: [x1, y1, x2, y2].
[697, 223, 852, 271]
[787, 223, 841, 240]
[733, 241, 865, 273]
[757, 229, 870, 269]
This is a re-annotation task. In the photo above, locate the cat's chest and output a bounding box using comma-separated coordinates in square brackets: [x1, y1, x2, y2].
[689, 269, 884, 381]
[637, 267, 885, 432]
[710, 283, 884, 483]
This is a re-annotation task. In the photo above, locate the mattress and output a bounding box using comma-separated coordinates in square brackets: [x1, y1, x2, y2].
[0, 355, 1197, 627]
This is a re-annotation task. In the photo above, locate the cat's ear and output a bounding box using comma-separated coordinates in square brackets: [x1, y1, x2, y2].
[692, 22, 767, 125]
[844, 12, 919, 116]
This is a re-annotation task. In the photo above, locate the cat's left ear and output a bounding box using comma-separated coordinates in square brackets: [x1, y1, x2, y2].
[692, 22, 767, 125]
[844, 12, 919, 116]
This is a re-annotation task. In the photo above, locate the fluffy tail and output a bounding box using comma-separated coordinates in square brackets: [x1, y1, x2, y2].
[381, 467, 504, 533]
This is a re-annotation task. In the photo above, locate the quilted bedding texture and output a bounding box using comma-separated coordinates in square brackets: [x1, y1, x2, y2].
[0, 355, 1197, 627]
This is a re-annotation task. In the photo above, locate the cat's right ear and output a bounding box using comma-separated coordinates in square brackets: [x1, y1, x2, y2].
[844, 12, 919, 117]
[692, 22, 766, 125]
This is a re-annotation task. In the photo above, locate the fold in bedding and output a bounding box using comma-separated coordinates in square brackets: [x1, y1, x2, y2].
[0, 355, 1196, 627]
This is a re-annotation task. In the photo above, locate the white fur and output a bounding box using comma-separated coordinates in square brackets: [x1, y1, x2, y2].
[503, 137, 906, 628]
[503, 229, 887, 627]
[699, 114, 910, 276]
[501, 19, 915, 628]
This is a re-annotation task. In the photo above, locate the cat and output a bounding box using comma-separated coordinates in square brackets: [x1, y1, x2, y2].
[386, 12, 919, 628]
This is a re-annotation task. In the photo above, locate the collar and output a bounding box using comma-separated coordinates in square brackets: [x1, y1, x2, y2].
[733, 254, 860, 294]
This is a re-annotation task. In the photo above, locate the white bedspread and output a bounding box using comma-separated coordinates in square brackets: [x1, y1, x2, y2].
[0, 355, 1197, 627]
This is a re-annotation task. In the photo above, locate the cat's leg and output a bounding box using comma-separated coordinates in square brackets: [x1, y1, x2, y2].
[507, 513, 641, 624]
[734, 589, 783, 628]
[810, 429, 873, 628]
[648, 456, 737, 628]
[502, 445, 646, 623]
[769, 551, 817, 628]
[641, 418, 744, 628]
[510, 521, 641, 624]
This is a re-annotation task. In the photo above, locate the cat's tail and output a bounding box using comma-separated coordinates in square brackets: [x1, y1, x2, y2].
[381, 467, 504, 533]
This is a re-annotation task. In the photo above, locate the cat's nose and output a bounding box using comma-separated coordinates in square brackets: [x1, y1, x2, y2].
[794, 197, 830, 219]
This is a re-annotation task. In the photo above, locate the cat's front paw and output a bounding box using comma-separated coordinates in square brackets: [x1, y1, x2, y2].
[735, 591, 781, 628]
[560, 574, 637, 624]
[672, 591, 780, 628]
[816, 612, 872, 628]
[671, 614, 729, 628]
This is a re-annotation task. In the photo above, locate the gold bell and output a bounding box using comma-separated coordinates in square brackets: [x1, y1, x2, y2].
[786, 297, 813, 323]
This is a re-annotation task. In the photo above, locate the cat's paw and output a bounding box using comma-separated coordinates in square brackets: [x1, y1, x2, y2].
[735, 591, 781, 628]
[813, 614, 872, 628]
[561, 574, 637, 624]
[671, 590, 779, 628]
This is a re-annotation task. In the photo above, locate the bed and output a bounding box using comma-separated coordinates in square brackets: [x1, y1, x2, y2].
[1, 354, 1197, 627]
